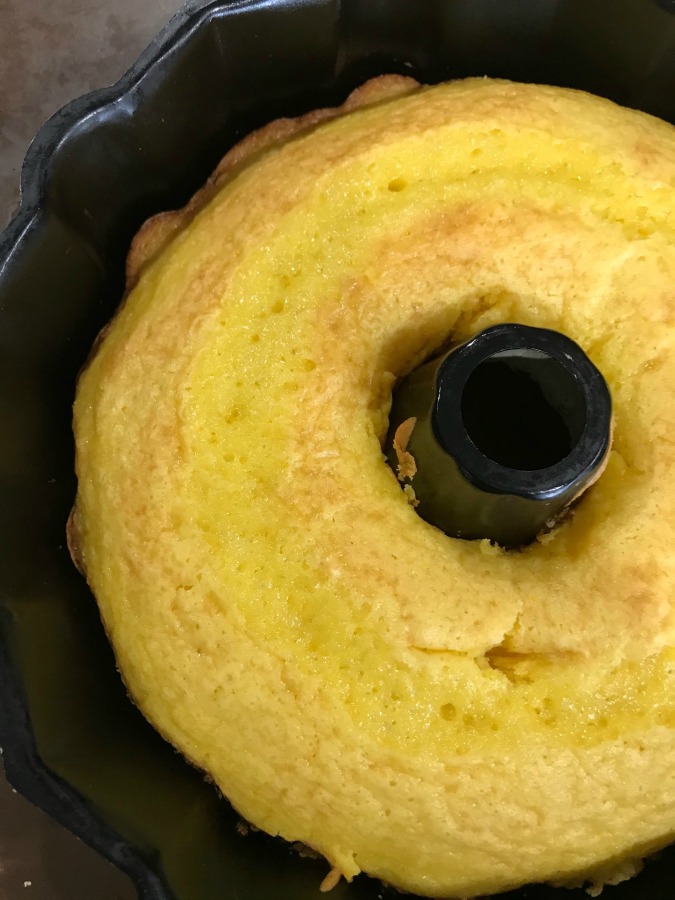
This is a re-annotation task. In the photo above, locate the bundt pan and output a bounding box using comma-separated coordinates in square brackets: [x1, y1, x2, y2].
[1, 0, 675, 898]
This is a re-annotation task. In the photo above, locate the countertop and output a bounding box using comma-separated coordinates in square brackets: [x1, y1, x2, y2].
[0, 3, 184, 897]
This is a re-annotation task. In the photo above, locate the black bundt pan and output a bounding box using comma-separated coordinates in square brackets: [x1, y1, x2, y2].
[1, 0, 675, 898]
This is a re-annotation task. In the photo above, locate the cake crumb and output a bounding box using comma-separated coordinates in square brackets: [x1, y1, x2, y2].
[236, 821, 249, 836]
[393, 417, 417, 480]
[292, 842, 321, 860]
[553, 856, 643, 897]
[320, 867, 342, 892]
[23, 882, 32, 888]
[479, 538, 501, 556]
[585, 856, 643, 896]
[403, 484, 419, 508]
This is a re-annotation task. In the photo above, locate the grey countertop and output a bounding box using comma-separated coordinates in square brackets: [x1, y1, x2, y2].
[0, 3, 184, 897]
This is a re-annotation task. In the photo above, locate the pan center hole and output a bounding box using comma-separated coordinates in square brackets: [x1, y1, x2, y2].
[460, 349, 586, 471]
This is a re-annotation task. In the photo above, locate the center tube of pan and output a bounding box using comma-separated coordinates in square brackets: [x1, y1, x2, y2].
[386, 323, 612, 549]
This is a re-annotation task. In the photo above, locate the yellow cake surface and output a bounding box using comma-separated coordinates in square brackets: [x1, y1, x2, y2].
[71, 77, 675, 897]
